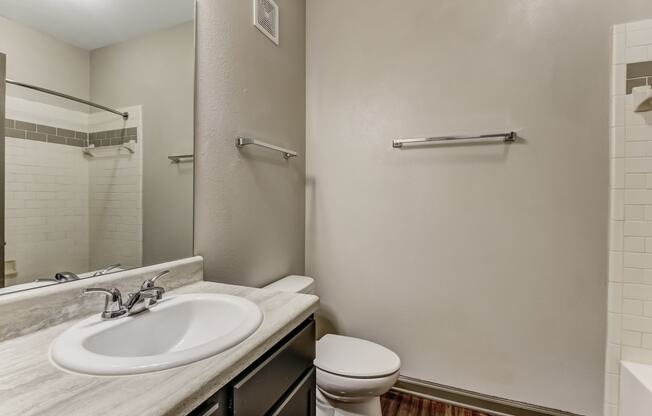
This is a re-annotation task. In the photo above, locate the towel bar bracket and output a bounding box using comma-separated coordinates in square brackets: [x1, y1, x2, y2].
[236, 137, 298, 159]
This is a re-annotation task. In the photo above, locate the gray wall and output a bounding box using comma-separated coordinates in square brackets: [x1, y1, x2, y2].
[90, 22, 195, 266]
[0, 54, 5, 288]
[194, 0, 306, 286]
[306, 1, 652, 415]
[0, 15, 89, 111]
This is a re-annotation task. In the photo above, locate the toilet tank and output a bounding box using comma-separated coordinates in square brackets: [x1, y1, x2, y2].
[264, 275, 315, 294]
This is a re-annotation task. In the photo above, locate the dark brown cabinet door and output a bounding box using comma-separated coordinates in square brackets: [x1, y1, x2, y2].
[269, 368, 316, 416]
[189, 318, 316, 416]
[233, 320, 315, 415]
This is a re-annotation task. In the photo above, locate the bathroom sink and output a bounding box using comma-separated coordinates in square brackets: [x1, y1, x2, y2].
[50, 293, 264, 376]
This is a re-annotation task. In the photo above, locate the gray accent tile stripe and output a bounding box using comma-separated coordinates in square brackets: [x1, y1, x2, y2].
[89, 127, 138, 148]
[5, 128, 25, 139]
[15, 120, 36, 132]
[627, 61, 652, 79]
[26, 132, 46, 142]
[57, 128, 75, 138]
[47, 135, 66, 145]
[4, 118, 138, 148]
[66, 137, 85, 147]
[36, 125, 56, 135]
[5, 118, 91, 147]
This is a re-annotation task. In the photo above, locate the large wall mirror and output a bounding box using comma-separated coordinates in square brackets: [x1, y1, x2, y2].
[0, 0, 195, 294]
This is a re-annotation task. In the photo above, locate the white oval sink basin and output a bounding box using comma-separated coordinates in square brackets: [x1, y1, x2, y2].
[50, 293, 263, 376]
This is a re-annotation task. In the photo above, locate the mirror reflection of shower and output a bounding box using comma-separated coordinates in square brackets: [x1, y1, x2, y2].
[4, 92, 143, 289]
[0, 2, 195, 293]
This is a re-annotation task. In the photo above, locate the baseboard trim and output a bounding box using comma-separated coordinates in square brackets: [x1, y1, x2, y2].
[392, 376, 584, 416]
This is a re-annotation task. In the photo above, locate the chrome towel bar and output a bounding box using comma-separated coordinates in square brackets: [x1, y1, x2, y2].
[236, 137, 298, 159]
[83, 144, 135, 158]
[393, 132, 516, 148]
[168, 154, 194, 163]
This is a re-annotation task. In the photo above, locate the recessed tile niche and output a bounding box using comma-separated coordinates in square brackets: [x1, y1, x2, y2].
[627, 61, 652, 93]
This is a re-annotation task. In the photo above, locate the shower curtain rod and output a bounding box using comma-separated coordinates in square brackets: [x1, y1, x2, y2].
[5, 78, 129, 120]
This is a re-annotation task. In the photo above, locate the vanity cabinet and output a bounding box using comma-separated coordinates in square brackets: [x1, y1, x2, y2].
[189, 317, 316, 416]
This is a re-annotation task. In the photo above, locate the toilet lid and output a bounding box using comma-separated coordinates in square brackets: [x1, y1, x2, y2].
[315, 334, 401, 378]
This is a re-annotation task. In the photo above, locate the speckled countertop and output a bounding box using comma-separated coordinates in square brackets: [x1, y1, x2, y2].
[0, 281, 319, 416]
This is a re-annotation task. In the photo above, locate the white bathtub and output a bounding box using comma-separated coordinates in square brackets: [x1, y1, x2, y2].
[621, 361, 652, 416]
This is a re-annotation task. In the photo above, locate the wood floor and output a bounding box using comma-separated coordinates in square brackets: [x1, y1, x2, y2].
[381, 391, 492, 416]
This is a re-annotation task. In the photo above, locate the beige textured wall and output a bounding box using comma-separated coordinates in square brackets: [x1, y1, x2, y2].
[306, 1, 652, 415]
[194, 0, 306, 286]
[90, 22, 195, 266]
[0, 15, 89, 111]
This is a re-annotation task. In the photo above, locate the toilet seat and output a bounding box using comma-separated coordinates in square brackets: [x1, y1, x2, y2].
[315, 334, 401, 378]
[316, 367, 400, 402]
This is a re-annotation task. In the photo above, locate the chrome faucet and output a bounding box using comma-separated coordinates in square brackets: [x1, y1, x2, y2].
[92, 264, 122, 277]
[35, 271, 80, 283]
[121, 287, 161, 316]
[82, 270, 171, 320]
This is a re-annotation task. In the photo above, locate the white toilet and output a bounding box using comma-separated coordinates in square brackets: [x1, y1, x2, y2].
[264, 275, 401, 416]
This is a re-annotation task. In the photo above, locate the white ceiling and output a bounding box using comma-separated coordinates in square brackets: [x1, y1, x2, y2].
[0, 0, 194, 50]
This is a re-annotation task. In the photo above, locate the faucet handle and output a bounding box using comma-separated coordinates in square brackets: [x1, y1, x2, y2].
[142, 270, 170, 290]
[92, 264, 122, 277]
[83, 287, 122, 302]
[152, 270, 170, 284]
[82, 287, 127, 320]
[140, 270, 170, 307]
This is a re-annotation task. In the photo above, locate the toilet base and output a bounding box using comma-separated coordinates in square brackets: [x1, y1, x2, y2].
[316, 389, 382, 416]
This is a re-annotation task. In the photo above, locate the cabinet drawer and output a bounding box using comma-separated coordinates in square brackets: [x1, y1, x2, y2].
[232, 319, 315, 415]
[269, 368, 316, 416]
[187, 388, 227, 416]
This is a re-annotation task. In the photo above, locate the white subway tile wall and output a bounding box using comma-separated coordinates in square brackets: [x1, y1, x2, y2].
[88, 142, 143, 271]
[4, 138, 89, 285]
[3, 102, 143, 285]
[607, 19, 652, 416]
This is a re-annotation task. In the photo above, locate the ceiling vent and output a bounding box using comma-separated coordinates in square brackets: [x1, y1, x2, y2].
[253, 0, 279, 45]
